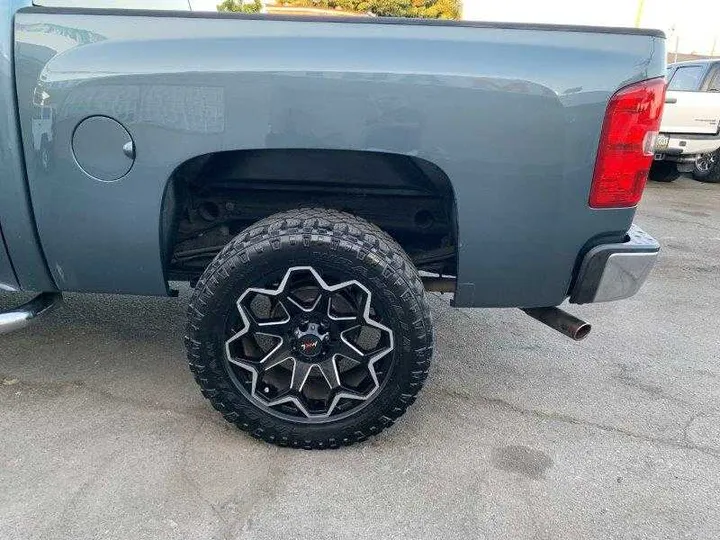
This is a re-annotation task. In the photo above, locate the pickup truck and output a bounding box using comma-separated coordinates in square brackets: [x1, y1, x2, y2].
[0, 2, 665, 449]
[651, 59, 720, 183]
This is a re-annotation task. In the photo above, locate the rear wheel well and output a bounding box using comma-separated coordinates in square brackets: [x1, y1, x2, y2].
[161, 149, 458, 283]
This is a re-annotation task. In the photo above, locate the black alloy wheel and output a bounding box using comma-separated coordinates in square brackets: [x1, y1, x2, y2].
[224, 265, 395, 422]
[185, 208, 433, 449]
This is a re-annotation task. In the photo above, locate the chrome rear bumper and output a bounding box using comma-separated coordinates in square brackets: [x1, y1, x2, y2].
[570, 225, 659, 304]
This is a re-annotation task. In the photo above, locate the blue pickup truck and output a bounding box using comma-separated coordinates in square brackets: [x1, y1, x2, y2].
[1, 1, 664, 448]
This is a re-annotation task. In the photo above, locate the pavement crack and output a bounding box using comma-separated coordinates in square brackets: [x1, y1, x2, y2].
[236, 454, 287, 538]
[612, 363, 696, 408]
[176, 422, 287, 540]
[37, 446, 125, 539]
[440, 388, 720, 460]
[178, 419, 233, 540]
[4, 376, 225, 426]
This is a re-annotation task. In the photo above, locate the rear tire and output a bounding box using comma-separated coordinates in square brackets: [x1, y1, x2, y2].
[693, 150, 720, 183]
[649, 161, 680, 183]
[185, 208, 433, 449]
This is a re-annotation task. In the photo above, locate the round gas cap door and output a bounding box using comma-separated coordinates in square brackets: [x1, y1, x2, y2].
[72, 116, 134, 181]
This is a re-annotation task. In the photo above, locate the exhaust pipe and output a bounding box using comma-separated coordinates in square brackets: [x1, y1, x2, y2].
[521, 307, 591, 341]
[420, 275, 590, 341]
[0, 292, 63, 335]
[421, 276, 456, 293]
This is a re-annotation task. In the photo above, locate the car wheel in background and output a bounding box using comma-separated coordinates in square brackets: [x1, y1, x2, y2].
[693, 150, 720, 183]
[185, 208, 433, 449]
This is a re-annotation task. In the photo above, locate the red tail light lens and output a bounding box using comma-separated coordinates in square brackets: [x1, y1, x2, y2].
[589, 78, 666, 208]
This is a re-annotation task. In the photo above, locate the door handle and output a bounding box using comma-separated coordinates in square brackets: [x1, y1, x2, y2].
[665, 97, 677, 104]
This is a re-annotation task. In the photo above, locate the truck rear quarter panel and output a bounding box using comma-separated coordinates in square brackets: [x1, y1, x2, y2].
[14, 9, 665, 306]
[0, 0, 55, 292]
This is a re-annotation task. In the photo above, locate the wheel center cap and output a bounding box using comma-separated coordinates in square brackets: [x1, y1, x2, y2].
[294, 322, 327, 359]
[298, 335, 322, 357]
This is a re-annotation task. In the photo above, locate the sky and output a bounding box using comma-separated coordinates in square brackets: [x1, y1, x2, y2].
[190, 0, 720, 55]
[463, 0, 720, 55]
[191, 0, 221, 10]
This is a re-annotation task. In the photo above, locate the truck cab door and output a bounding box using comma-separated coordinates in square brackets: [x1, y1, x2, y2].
[662, 64, 720, 135]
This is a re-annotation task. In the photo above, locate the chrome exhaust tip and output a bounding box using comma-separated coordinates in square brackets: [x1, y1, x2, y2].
[0, 292, 63, 335]
[521, 307, 591, 341]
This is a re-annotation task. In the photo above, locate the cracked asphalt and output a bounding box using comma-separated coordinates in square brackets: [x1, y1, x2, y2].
[1, 176, 719, 540]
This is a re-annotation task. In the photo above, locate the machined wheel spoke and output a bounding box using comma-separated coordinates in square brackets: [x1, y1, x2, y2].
[328, 292, 365, 322]
[226, 328, 282, 362]
[260, 343, 293, 371]
[334, 339, 368, 365]
[360, 343, 392, 359]
[334, 387, 369, 401]
[227, 354, 250, 369]
[281, 293, 323, 316]
[236, 293, 290, 328]
[232, 310, 266, 335]
[332, 318, 361, 333]
[290, 361, 315, 393]
[317, 358, 341, 389]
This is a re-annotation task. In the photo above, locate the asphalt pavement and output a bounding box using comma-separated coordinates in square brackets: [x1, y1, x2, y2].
[1, 176, 719, 540]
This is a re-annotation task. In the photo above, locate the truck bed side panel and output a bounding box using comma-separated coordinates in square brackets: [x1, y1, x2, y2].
[14, 9, 665, 306]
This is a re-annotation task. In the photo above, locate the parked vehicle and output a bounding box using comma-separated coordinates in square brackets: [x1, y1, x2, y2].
[1, 2, 665, 448]
[651, 59, 720, 182]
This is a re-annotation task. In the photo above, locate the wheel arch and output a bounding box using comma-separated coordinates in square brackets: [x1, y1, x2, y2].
[160, 148, 459, 285]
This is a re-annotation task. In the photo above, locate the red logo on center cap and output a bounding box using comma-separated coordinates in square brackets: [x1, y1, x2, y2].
[300, 340, 318, 351]
[298, 336, 322, 357]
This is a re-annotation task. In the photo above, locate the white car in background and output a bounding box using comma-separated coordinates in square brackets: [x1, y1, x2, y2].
[652, 59, 720, 183]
